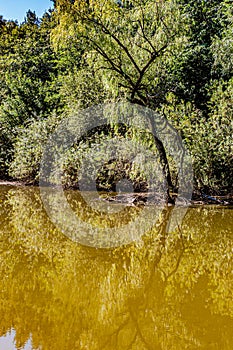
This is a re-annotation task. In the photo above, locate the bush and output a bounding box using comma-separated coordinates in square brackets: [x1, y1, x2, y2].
[9, 114, 62, 182]
[162, 81, 233, 193]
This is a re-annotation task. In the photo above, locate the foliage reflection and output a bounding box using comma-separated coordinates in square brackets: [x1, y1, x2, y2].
[0, 186, 233, 350]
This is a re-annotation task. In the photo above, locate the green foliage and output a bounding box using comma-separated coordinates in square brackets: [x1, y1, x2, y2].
[0, 11, 62, 123]
[59, 67, 110, 109]
[162, 78, 233, 192]
[0, 1, 232, 192]
[0, 11, 63, 177]
[9, 113, 62, 182]
[173, 0, 229, 110]
[210, 0, 233, 80]
[51, 0, 186, 106]
[0, 115, 14, 177]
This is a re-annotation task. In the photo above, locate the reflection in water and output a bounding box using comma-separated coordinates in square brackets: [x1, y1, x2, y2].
[0, 329, 33, 350]
[0, 185, 233, 349]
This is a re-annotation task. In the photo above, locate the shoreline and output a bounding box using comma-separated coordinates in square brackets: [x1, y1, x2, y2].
[1, 180, 232, 206]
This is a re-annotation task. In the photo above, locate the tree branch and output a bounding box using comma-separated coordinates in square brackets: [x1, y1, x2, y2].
[86, 16, 141, 74]
[130, 39, 173, 101]
[85, 35, 135, 88]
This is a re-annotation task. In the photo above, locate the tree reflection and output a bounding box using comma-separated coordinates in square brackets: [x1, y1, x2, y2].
[0, 186, 233, 349]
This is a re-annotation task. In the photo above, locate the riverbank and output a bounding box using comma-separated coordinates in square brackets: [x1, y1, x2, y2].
[1, 180, 232, 206]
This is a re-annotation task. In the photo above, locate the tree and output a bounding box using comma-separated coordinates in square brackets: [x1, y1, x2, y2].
[52, 0, 184, 107]
[51, 0, 187, 201]
[0, 11, 62, 177]
[173, 0, 229, 111]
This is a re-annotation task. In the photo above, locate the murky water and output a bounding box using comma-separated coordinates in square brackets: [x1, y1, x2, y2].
[0, 185, 233, 350]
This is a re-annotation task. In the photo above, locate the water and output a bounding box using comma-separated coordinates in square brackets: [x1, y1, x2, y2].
[0, 185, 233, 350]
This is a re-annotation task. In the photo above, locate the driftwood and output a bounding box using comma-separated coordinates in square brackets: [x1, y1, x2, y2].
[102, 191, 233, 206]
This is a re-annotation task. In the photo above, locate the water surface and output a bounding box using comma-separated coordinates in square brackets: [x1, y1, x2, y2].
[0, 185, 233, 349]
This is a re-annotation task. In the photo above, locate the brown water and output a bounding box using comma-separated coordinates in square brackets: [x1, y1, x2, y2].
[0, 185, 233, 350]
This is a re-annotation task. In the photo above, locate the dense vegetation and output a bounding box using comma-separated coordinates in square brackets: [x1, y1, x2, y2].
[0, 0, 232, 195]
